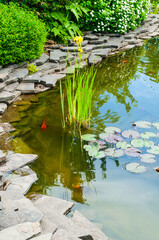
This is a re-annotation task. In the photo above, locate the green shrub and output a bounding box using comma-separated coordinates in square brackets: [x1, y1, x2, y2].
[0, 3, 47, 66]
[79, 0, 150, 34]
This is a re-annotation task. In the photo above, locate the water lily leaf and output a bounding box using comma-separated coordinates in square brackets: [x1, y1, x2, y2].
[112, 149, 124, 158]
[125, 162, 147, 173]
[147, 146, 159, 154]
[88, 148, 98, 157]
[81, 134, 96, 141]
[131, 139, 144, 148]
[141, 132, 156, 139]
[105, 134, 123, 144]
[125, 147, 142, 157]
[104, 148, 124, 157]
[116, 141, 132, 149]
[140, 153, 156, 163]
[105, 148, 115, 156]
[99, 133, 109, 140]
[93, 151, 105, 159]
[83, 145, 92, 151]
[152, 123, 159, 130]
[134, 121, 152, 128]
[89, 140, 106, 149]
[104, 127, 121, 134]
[143, 140, 154, 148]
[122, 130, 140, 139]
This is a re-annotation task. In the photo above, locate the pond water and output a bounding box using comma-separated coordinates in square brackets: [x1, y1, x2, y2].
[4, 37, 159, 240]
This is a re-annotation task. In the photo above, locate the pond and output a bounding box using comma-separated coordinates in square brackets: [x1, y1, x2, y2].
[3, 37, 159, 240]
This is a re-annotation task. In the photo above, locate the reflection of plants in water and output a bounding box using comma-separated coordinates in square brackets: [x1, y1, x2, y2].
[91, 46, 146, 127]
[141, 37, 159, 82]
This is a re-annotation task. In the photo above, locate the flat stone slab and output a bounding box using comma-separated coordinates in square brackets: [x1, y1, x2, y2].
[51, 229, 80, 240]
[71, 210, 109, 240]
[7, 90, 21, 105]
[34, 195, 74, 216]
[41, 74, 66, 87]
[84, 34, 99, 40]
[0, 122, 15, 132]
[0, 103, 7, 114]
[148, 24, 159, 33]
[0, 82, 5, 91]
[91, 49, 110, 58]
[88, 54, 102, 65]
[6, 174, 38, 195]
[16, 82, 35, 94]
[0, 72, 9, 82]
[23, 72, 42, 83]
[0, 150, 6, 163]
[4, 82, 19, 92]
[38, 62, 57, 73]
[0, 153, 38, 177]
[0, 91, 15, 102]
[50, 50, 67, 62]
[32, 233, 52, 240]
[12, 68, 29, 80]
[102, 37, 123, 49]
[0, 221, 41, 240]
[33, 53, 49, 66]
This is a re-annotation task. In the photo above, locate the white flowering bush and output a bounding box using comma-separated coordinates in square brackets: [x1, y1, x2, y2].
[79, 0, 150, 34]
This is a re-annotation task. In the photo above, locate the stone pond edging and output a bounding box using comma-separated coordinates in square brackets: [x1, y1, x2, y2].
[0, 14, 159, 115]
[0, 13, 159, 240]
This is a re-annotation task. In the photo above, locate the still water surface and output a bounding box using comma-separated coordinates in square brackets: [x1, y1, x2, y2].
[9, 38, 159, 240]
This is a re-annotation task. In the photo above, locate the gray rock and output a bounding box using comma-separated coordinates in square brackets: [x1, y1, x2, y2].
[101, 37, 123, 49]
[136, 32, 149, 39]
[54, 63, 67, 72]
[105, 33, 121, 37]
[0, 221, 41, 240]
[0, 122, 15, 132]
[50, 50, 67, 62]
[32, 233, 53, 240]
[6, 174, 38, 195]
[139, 36, 151, 40]
[0, 91, 15, 102]
[40, 215, 57, 234]
[23, 72, 42, 83]
[16, 82, 35, 94]
[84, 45, 97, 52]
[38, 62, 57, 73]
[0, 153, 38, 177]
[125, 39, 142, 44]
[60, 46, 79, 53]
[63, 66, 75, 75]
[75, 61, 88, 69]
[148, 24, 159, 33]
[5, 75, 18, 85]
[34, 195, 74, 216]
[34, 84, 50, 93]
[0, 103, 7, 114]
[120, 44, 136, 50]
[0, 188, 25, 201]
[52, 229, 80, 240]
[7, 90, 21, 105]
[4, 82, 19, 92]
[88, 39, 105, 45]
[1, 197, 43, 228]
[124, 33, 136, 39]
[0, 150, 6, 163]
[0, 82, 5, 91]
[0, 65, 2, 70]
[88, 54, 102, 65]
[12, 68, 29, 80]
[149, 32, 159, 37]
[41, 74, 66, 87]
[0, 72, 9, 82]
[84, 34, 99, 40]
[91, 49, 110, 58]
[71, 210, 109, 240]
[33, 53, 50, 66]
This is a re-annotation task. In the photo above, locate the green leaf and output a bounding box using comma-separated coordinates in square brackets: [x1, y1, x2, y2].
[81, 134, 96, 141]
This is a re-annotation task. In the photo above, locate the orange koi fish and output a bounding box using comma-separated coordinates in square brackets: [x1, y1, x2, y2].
[41, 118, 47, 130]
[122, 59, 128, 63]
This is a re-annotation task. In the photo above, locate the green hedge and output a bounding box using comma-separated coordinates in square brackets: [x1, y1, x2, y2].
[0, 3, 47, 66]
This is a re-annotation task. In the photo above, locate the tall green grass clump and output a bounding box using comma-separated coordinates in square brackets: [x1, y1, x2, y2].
[0, 3, 47, 66]
[60, 63, 96, 130]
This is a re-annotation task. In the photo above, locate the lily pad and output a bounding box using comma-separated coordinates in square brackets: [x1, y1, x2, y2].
[89, 140, 106, 149]
[81, 134, 96, 141]
[105, 134, 123, 144]
[83, 145, 93, 151]
[99, 133, 109, 140]
[141, 132, 156, 139]
[121, 130, 140, 139]
[104, 148, 124, 157]
[93, 151, 105, 159]
[131, 139, 154, 148]
[116, 141, 132, 149]
[125, 162, 147, 173]
[147, 146, 159, 155]
[140, 154, 156, 163]
[125, 147, 142, 157]
[104, 127, 121, 134]
[152, 123, 159, 130]
[131, 139, 144, 148]
[134, 121, 152, 128]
